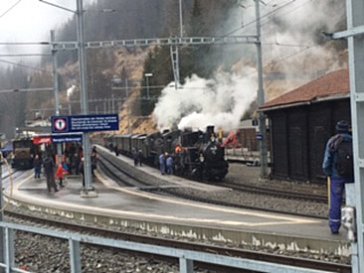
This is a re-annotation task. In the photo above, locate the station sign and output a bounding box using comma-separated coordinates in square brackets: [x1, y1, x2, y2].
[256, 133, 263, 140]
[52, 133, 83, 143]
[32, 133, 83, 144]
[51, 114, 119, 133]
[33, 136, 52, 145]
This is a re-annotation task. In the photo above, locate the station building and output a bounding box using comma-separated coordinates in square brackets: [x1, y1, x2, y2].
[260, 69, 351, 183]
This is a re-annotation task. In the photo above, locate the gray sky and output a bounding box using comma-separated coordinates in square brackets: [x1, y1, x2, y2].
[0, 0, 94, 57]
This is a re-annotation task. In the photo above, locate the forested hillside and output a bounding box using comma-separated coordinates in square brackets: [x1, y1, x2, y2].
[0, 0, 347, 137]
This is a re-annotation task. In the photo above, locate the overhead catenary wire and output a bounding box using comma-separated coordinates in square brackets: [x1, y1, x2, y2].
[224, 0, 299, 37]
[0, 0, 22, 19]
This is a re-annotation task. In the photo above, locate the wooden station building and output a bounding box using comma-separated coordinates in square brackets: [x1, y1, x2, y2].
[260, 69, 351, 183]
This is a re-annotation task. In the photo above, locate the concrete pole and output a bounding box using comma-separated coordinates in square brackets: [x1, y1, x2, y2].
[76, 0, 94, 195]
[255, 0, 268, 178]
[51, 30, 63, 163]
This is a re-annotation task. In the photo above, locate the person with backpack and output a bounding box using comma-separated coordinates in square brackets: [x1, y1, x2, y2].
[322, 120, 354, 235]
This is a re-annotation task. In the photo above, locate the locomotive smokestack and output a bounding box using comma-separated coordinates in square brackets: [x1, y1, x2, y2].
[206, 125, 215, 134]
[206, 125, 215, 142]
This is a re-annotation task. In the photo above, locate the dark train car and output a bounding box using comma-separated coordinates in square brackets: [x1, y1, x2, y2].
[113, 134, 132, 156]
[162, 130, 180, 155]
[105, 125, 229, 182]
[12, 137, 38, 169]
[131, 134, 144, 154]
[261, 69, 350, 183]
[144, 131, 163, 166]
[135, 134, 147, 155]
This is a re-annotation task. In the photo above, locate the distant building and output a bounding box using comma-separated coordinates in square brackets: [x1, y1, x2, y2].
[260, 69, 351, 183]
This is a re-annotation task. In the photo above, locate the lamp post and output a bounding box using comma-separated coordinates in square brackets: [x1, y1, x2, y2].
[144, 73, 153, 100]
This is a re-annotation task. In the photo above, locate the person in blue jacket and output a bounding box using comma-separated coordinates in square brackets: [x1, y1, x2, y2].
[159, 152, 166, 175]
[166, 154, 174, 175]
[322, 120, 353, 234]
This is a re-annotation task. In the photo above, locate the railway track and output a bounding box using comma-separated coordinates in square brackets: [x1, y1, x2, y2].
[98, 156, 148, 188]
[98, 151, 327, 219]
[220, 181, 328, 203]
[5, 209, 351, 273]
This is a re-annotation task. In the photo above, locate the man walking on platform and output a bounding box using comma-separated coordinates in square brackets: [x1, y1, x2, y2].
[322, 120, 354, 234]
[43, 153, 58, 193]
[33, 154, 42, 179]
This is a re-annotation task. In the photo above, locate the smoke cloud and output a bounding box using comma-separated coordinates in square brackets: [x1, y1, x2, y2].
[153, 68, 257, 132]
[153, 1, 346, 133]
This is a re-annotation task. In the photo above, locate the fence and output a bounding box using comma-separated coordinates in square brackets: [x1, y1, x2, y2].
[0, 221, 333, 273]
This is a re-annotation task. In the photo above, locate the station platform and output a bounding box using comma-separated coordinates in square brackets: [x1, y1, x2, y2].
[3, 148, 351, 257]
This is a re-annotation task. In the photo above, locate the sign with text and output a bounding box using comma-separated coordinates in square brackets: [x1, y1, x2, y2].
[51, 114, 119, 133]
[52, 133, 83, 143]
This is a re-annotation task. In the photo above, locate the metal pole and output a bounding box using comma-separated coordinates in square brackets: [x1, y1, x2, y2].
[146, 76, 150, 99]
[76, 0, 93, 194]
[346, 0, 364, 271]
[255, 0, 268, 178]
[125, 78, 129, 97]
[179, 0, 183, 37]
[0, 148, 4, 273]
[51, 31, 60, 116]
[145, 74, 153, 99]
[51, 30, 63, 163]
[112, 94, 115, 113]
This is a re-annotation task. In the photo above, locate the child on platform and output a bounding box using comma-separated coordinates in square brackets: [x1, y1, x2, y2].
[56, 163, 67, 188]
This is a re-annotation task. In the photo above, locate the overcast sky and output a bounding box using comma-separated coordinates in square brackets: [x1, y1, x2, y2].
[0, 0, 94, 58]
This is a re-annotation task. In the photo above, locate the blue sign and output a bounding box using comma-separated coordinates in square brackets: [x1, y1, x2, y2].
[256, 133, 263, 140]
[51, 114, 119, 133]
[52, 133, 83, 143]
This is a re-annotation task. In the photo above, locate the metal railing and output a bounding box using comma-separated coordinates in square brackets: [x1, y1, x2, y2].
[0, 221, 334, 273]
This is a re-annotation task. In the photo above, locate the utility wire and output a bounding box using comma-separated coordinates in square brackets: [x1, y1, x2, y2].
[224, 0, 298, 36]
[260, 0, 312, 28]
[263, 42, 312, 48]
[0, 59, 48, 72]
[0, 0, 22, 19]
[263, 44, 317, 69]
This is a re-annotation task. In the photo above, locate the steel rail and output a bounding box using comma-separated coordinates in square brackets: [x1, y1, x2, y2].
[4, 210, 351, 273]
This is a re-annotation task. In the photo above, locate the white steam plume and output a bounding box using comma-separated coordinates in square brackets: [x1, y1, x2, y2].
[153, 68, 257, 132]
[67, 85, 76, 99]
[227, 1, 346, 79]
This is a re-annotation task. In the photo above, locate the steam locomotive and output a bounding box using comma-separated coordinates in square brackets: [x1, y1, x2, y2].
[105, 126, 229, 181]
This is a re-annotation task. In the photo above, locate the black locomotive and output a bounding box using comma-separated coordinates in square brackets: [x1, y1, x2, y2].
[105, 125, 229, 181]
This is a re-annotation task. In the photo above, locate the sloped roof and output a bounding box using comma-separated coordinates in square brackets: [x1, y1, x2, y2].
[261, 69, 349, 111]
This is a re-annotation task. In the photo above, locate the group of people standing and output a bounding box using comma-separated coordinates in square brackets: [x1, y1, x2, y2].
[34, 152, 63, 193]
[159, 152, 175, 175]
[33, 145, 98, 193]
[132, 148, 143, 167]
